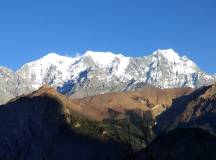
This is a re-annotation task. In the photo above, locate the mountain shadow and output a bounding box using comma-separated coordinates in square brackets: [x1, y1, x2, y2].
[0, 95, 124, 160]
[155, 85, 212, 134]
[136, 128, 216, 160]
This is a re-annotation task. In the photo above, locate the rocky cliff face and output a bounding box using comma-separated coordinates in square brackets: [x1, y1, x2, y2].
[0, 66, 33, 104]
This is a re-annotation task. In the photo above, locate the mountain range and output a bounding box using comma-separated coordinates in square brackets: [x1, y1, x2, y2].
[0, 49, 215, 105]
[0, 83, 215, 159]
[0, 47, 216, 159]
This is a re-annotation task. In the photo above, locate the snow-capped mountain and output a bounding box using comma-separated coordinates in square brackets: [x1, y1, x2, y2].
[0, 49, 215, 104]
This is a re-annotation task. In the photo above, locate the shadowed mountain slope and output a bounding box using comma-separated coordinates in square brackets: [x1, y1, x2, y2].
[156, 83, 216, 135]
[137, 128, 216, 160]
[0, 87, 124, 160]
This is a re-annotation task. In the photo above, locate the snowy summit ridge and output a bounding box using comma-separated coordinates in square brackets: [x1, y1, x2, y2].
[0, 49, 215, 103]
[18, 49, 215, 89]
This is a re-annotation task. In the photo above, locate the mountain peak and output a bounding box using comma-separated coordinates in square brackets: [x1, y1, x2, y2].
[153, 49, 181, 62]
[42, 52, 75, 61]
[84, 50, 118, 56]
[0, 66, 14, 73]
[28, 52, 76, 67]
[42, 52, 62, 58]
[83, 51, 126, 66]
[46, 52, 59, 56]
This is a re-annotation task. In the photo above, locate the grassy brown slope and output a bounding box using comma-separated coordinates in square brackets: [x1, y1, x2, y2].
[9, 85, 192, 122]
[72, 87, 193, 120]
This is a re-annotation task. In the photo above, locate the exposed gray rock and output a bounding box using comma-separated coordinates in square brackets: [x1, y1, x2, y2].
[0, 66, 33, 104]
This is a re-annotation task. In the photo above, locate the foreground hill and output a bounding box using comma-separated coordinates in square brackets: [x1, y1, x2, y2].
[0, 85, 193, 159]
[137, 128, 216, 160]
[0, 86, 124, 160]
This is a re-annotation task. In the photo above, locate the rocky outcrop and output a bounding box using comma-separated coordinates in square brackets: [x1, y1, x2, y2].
[0, 66, 33, 104]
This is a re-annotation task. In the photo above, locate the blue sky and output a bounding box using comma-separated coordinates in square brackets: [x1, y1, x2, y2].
[0, 0, 215, 73]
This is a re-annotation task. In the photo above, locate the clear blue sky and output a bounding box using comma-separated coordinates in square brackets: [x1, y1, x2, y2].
[0, 0, 215, 73]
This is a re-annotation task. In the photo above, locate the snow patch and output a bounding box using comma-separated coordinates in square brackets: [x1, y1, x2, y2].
[115, 56, 130, 76]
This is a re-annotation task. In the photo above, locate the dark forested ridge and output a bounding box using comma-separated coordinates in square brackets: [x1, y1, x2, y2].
[137, 128, 216, 160]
